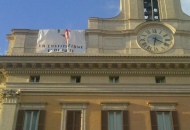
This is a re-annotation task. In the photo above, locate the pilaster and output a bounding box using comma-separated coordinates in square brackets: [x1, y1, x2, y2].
[0, 89, 20, 130]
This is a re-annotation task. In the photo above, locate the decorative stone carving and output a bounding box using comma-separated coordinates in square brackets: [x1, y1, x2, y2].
[98, 63, 103, 69]
[79, 63, 84, 69]
[0, 69, 7, 82]
[184, 64, 189, 69]
[51, 63, 55, 69]
[107, 63, 112, 69]
[165, 64, 170, 69]
[156, 64, 160, 69]
[137, 64, 141, 69]
[12, 63, 17, 68]
[146, 64, 151, 69]
[32, 63, 36, 69]
[41, 63, 46, 69]
[175, 64, 179, 69]
[69, 63, 74, 69]
[22, 63, 26, 69]
[88, 64, 93, 69]
[2, 89, 20, 98]
[59, 63, 65, 69]
[117, 63, 122, 69]
[127, 64, 132, 69]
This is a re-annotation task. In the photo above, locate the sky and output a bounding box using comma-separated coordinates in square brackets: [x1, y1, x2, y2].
[0, 0, 190, 55]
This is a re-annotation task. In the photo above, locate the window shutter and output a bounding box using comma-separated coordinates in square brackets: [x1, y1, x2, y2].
[74, 111, 81, 130]
[102, 111, 108, 130]
[123, 110, 129, 130]
[38, 110, 46, 130]
[172, 111, 180, 130]
[66, 111, 74, 130]
[15, 110, 25, 130]
[150, 111, 158, 130]
[66, 111, 81, 130]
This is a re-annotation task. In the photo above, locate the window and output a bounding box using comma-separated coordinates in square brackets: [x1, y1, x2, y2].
[155, 76, 165, 83]
[150, 111, 179, 130]
[23, 111, 40, 130]
[61, 102, 88, 130]
[109, 76, 119, 83]
[109, 111, 122, 130]
[157, 112, 173, 130]
[71, 76, 81, 83]
[144, 0, 160, 21]
[30, 76, 40, 83]
[101, 103, 129, 130]
[149, 102, 179, 130]
[15, 102, 46, 130]
[15, 110, 45, 130]
[66, 111, 81, 130]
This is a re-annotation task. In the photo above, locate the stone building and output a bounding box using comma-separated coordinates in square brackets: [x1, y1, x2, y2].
[1, 0, 190, 130]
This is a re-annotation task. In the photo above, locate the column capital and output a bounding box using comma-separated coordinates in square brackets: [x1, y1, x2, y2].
[1, 89, 21, 104]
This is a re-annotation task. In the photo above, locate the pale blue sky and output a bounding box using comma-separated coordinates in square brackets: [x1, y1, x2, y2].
[0, 0, 189, 55]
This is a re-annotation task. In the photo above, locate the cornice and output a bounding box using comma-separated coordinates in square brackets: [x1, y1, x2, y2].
[5, 83, 190, 95]
[0, 56, 190, 73]
[4, 70, 190, 75]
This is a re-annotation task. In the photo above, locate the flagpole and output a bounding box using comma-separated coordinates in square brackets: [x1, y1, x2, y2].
[67, 40, 69, 53]
[65, 29, 70, 53]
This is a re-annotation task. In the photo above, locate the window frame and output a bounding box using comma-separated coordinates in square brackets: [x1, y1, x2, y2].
[148, 102, 179, 130]
[109, 76, 119, 84]
[60, 102, 89, 130]
[101, 102, 129, 130]
[30, 76, 40, 83]
[156, 111, 173, 130]
[155, 76, 166, 83]
[23, 110, 40, 130]
[71, 76, 81, 83]
[15, 102, 47, 130]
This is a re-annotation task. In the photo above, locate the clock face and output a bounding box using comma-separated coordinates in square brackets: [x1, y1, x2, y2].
[137, 26, 174, 53]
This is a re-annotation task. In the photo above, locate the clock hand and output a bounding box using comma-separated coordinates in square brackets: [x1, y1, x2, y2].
[153, 37, 157, 45]
[155, 39, 169, 45]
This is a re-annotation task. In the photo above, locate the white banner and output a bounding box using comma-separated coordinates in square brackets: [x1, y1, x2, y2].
[36, 29, 86, 53]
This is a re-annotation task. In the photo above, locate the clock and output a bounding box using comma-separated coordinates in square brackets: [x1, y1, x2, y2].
[137, 25, 174, 53]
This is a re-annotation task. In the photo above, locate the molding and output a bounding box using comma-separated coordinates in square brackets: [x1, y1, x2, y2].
[101, 102, 129, 110]
[6, 83, 190, 94]
[4, 70, 190, 75]
[148, 102, 178, 111]
[3, 97, 18, 104]
[19, 102, 47, 110]
[148, 102, 178, 105]
[60, 102, 89, 109]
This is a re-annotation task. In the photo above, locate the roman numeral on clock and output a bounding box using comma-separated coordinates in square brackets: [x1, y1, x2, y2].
[152, 29, 157, 33]
[165, 39, 171, 41]
[145, 30, 151, 34]
[163, 34, 168, 37]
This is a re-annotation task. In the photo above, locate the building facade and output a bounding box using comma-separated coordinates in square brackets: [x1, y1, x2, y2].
[1, 0, 190, 130]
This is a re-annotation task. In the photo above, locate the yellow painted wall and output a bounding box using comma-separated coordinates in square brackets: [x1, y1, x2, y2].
[19, 95, 190, 130]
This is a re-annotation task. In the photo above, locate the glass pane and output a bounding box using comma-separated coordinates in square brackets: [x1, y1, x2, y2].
[157, 112, 165, 130]
[108, 112, 114, 130]
[164, 112, 172, 130]
[24, 111, 32, 130]
[115, 112, 122, 130]
[24, 111, 40, 130]
[31, 111, 39, 130]
[157, 112, 173, 130]
[108, 111, 122, 130]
